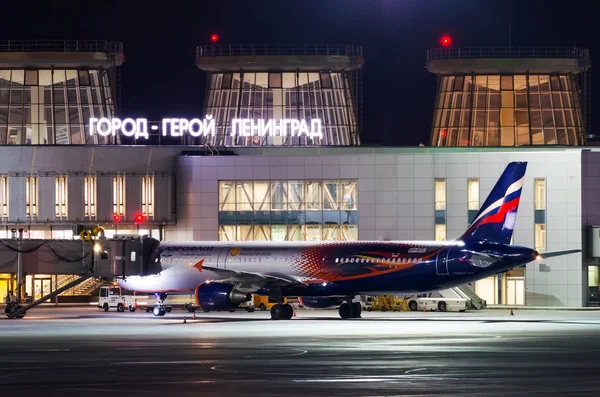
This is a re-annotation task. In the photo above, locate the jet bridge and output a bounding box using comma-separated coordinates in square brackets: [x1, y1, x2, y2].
[1, 234, 161, 318]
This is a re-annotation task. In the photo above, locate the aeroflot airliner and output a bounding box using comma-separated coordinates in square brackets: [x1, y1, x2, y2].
[118, 162, 579, 319]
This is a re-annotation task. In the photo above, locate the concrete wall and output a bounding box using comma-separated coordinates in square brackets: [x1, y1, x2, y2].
[175, 149, 585, 307]
[581, 151, 600, 304]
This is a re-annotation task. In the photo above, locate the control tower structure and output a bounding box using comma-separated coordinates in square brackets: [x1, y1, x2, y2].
[195, 44, 364, 146]
[426, 47, 591, 147]
[0, 40, 124, 145]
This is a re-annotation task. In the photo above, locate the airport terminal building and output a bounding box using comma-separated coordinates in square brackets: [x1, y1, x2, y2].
[0, 41, 598, 308]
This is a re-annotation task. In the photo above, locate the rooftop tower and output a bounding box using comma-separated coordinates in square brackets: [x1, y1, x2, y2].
[426, 47, 591, 147]
[195, 44, 364, 146]
[0, 40, 124, 145]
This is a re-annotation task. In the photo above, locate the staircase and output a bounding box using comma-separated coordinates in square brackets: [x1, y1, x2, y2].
[439, 284, 486, 309]
[6, 271, 93, 318]
[32, 275, 101, 298]
[70, 277, 101, 296]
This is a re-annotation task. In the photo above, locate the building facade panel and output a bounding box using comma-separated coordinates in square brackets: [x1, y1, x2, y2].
[66, 175, 83, 221]
[7, 175, 25, 222]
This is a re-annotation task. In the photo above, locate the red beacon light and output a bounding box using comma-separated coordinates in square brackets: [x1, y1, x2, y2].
[210, 33, 219, 43]
[440, 129, 447, 137]
[440, 35, 452, 47]
[113, 214, 121, 222]
[134, 214, 145, 223]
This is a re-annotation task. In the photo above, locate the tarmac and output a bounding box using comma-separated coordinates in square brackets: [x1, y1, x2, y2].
[1, 306, 600, 396]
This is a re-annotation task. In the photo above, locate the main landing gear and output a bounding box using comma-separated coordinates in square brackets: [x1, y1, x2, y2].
[338, 296, 362, 319]
[148, 292, 172, 317]
[270, 303, 294, 320]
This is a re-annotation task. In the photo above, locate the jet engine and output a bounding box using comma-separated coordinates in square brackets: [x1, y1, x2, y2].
[298, 296, 345, 309]
[195, 282, 251, 311]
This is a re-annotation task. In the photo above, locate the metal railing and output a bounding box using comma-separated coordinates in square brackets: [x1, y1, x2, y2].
[0, 40, 123, 53]
[197, 44, 363, 58]
[427, 47, 590, 61]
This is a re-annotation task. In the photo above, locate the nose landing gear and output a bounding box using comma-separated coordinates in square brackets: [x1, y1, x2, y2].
[150, 292, 170, 316]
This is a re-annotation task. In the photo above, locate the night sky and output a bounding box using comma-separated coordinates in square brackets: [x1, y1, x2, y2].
[1, 0, 596, 146]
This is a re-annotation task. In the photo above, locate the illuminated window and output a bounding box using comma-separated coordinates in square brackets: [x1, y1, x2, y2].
[142, 175, 155, 218]
[55, 175, 68, 218]
[534, 179, 546, 210]
[534, 178, 546, 251]
[0, 175, 8, 218]
[0, 68, 118, 145]
[26, 176, 38, 217]
[431, 74, 585, 147]
[217, 180, 358, 241]
[434, 179, 446, 240]
[113, 175, 126, 217]
[467, 179, 480, 223]
[435, 224, 447, 242]
[198, 71, 360, 146]
[84, 175, 97, 219]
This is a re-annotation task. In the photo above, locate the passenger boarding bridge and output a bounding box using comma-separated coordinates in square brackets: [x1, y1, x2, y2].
[1, 228, 160, 318]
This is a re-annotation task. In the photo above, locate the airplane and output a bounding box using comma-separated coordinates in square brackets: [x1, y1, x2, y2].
[117, 161, 580, 319]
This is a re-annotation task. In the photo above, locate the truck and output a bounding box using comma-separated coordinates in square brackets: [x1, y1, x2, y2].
[98, 285, 138, 312]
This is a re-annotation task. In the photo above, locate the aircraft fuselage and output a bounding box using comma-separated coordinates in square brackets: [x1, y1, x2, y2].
[118, 240, 538, 297]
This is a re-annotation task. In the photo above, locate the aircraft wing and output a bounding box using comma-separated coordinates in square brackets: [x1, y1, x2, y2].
[201, 265, 307, 292]
[537, 249, 581, 259]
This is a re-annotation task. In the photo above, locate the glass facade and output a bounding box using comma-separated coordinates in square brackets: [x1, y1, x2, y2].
[198, 72, 359, 146]
[218, 180, 358, 241]
[432, 74, 585, 147]
[0, 69, 117, 145]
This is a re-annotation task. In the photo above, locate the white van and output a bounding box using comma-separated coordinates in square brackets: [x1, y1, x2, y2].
[408, 297, 470, 312]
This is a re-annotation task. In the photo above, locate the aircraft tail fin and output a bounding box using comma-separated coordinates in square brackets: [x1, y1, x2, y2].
[459, 162, 527, 245]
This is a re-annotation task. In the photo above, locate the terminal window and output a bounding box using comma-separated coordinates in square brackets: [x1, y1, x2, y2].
[113, 175, 126, 217]
[432, 74, 585, 147]
[534, 178, 547, 252]
[0, 175, 7, 218]
[467, 179, 480, 223]
[55, 175, 68, 218]
[0, 69, 117, 145]
[218, 180, 358, 241]
[84, 175, 97, 219]
[25, 176, 37, 218]
[142, 175, 155, 218]
[434, 179, 446, 241]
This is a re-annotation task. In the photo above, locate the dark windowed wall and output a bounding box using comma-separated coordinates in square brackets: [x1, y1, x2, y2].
[197, 72, 359, 146]
[431, 74, 585, 147]
[0, 69, 118, 145]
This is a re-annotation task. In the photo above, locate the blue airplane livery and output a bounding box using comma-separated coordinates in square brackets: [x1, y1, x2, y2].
[118, 161, 580, 319]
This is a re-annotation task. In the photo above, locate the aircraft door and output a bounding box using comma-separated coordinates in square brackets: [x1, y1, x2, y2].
[436, 248, 450, 275]
[216, 247, 229, 269]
